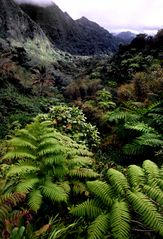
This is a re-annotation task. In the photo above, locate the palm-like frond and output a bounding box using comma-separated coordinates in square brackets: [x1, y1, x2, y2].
[107, 169, 129, 196]
[71, 160, 163, 238]
[4, 151, 36, 160]
[70, 199, 102, 219]
[127, 165, 144, 188]
[7, 165, 38, 177]
[123, 133, 163, 155]
[143, 185, 163, 205]
[88, 214, 110, 239]
[69, 156, 93, 167]
[143, 160, 160, 178]
[125, 122, 155, 134]
[28, 189, 42, 212]
[110, 200, 130, 239]
[69, 168, 98, 178]
[41, 181, 68, 203]
[16, 178, 39, 193]
[86, 181, 113, 207]
[3, 118, 97, 210]
[106, 110, 140, 123]
[128, 191, 163, 236]
[9, 137, 37, 150]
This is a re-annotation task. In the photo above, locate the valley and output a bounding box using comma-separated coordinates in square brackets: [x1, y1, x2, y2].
[0, 0, 163, 238]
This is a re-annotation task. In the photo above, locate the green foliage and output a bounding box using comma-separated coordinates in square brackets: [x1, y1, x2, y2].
[104, 102, 163, 162]
[3, 118, 98, 211]
[10, 226, 26, 239]
[43, 105, 100, 148]
[96, 88, 116, 110]
[71, 160, 163, 239]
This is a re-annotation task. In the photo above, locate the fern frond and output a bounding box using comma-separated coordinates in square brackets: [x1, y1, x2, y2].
[69, 156, 93, 167]
[38, 146, 63, 157]
[58, 181, 71, 194]
[7, 165, 38, 177]
[9, 138, 37, 151]
[148, 113, 163, 126]
[123, 133, 163, 155]
[52, 165, 68, 178]
[88, 213, 110, 239]
[69, 168, 98, 178]
[28, 189, 43, 211]
[107, 110, 140, 123]
[127, 165, 144, 188]
[125, 122, 155, 133]
[41, 181, 68, 203]
[0, 192, 25, 223]
[143, 160, 160, 178]
[111, 200, 130, 239]
[143, 160, 160, 187]
[70, 199, 103, 219]
[143, 185, 163, 205]
[140, 134, 163, 147]
[86, 181, 113, 207]
[16, 178, 39, 193]
[44, 155, 66, 166]
[128, 191, 163, 236]
[107, 169, 129, 196]
[4, 151, 36, 160]
[72, 181, 88, 195]
[123, 142, 144, 155]
[15, 129, 37, 143]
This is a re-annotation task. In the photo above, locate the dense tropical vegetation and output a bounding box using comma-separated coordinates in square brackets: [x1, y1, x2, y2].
[0, 30, 163, 238]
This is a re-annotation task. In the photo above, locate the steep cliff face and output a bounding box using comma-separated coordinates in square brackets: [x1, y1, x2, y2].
[0, 0, 46, 42]
[0, 0, 71, 64]
[19, 2, 121, 55]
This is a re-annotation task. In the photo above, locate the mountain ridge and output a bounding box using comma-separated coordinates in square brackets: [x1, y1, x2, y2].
[18, 1, 122, 55]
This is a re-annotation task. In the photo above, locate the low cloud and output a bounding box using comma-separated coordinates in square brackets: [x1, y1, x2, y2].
[15, 0, 53, 6]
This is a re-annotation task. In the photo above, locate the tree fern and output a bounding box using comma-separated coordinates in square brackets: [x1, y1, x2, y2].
[105, 102, 163, 161]
[3, 119, 97, 211]
[71, 160, 163, 238]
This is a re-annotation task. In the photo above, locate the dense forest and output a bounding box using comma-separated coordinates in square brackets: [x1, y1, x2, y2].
[0, 3, 163, 237]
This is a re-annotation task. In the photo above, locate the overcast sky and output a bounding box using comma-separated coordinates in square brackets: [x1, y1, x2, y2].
[16, 0, 163, 33]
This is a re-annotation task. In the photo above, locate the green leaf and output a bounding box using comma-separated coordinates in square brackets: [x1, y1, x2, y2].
[70, 199, 102, 219]
[87, 180, 113, 207]
[28, 189, 43, 211]
[41, 181, 68, 203]
[110, 200, 130, 239]
[88, 214, 110, 239]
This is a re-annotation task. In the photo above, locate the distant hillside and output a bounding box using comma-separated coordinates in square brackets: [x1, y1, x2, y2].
[19, 2, 121, 55]
[115, 31, 136, 43]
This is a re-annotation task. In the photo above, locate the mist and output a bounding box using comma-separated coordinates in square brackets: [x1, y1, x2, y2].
[15, 0, 163, 33]
[15, 0, 53, 6]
